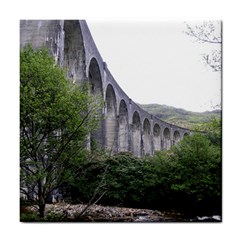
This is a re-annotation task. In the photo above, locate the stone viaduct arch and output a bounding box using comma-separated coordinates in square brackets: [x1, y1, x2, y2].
[63, 20, 85, 85]
[105, 84, 118, 153]
[20, 19, 192, 157]
[89, 58, 103, 96]
[183, 132, 189, 138]
[118, 100, 129, 152]
[88, 57, 104, 147]
[143, 118, 152, 156]
[153, 124, 161, 152]
[163, 127, 171, 150]
[173, 131, 181, 145]
[132, 111, 142, 157]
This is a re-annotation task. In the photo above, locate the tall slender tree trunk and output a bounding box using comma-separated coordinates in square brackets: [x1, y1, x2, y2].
[39, 198, 46, 218]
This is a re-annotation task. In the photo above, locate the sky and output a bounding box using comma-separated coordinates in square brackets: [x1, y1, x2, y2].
[87, 21, 221, 112]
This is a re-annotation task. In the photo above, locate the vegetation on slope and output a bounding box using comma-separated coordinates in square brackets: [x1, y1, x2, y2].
[139, 103, 221, 129]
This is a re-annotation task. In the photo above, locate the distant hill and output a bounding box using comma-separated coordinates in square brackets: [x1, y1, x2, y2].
[139, 104, 221, 130]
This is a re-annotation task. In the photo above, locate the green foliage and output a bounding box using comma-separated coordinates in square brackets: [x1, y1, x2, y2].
[197, 116, 222, 146]
[20, 210, 65, 222]
[20, 212, 41, 222]
[104, 153, 146, 205]
[69, 135, 221, 215]
[44, 212, 65, 222]
[20, 45, 102, 217]
[170, 133, 221, 214]
[68, 150, 108, 204]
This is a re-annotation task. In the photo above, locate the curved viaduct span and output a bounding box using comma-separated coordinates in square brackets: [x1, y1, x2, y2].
[20, 20, 191, 157]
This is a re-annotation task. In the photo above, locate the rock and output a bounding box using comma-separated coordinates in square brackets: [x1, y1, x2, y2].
[52, 195, 57, 204]
[212, 215, 221, 221]
[191, 215, 222, 222]
[24, 203, 188, 222]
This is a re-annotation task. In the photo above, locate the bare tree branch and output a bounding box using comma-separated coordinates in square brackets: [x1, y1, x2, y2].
[184, 21, 222, 72]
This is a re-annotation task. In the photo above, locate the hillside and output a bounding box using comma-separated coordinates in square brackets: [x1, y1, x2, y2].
[139, 104, 221, 129]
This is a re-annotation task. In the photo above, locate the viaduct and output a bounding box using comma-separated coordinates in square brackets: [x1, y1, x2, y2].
[20, 20, 191, 157]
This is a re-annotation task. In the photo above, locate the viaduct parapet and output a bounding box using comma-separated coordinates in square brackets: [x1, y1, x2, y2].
[20, 20, 191, 157]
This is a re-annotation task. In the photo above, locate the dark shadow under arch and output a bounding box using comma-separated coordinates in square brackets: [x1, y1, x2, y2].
[89, 57, 103, 96]
[173, 131, 181, 145]
[64, 20, 85, 85]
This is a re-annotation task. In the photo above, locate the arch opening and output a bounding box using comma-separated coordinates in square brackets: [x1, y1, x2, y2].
[118, 100, 129, 152]
[183, 132, 189, 138]
[88, 57, 104, 147]
[89, 58, 103, 96]
[153, 124, 161, 152]
[143, 118, 152, 155]
[132, 111, 141, 157]
[105, 84, 117, 152]
[163, 127, 171, 150]
[63, 20, 85, 85]
[173, 131, 181, 145]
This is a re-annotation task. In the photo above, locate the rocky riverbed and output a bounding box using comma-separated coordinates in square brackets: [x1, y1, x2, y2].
[23, 203, 221, 222]
[24, 203, 189, 222]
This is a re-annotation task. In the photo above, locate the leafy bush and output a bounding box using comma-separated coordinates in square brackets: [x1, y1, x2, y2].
[104, 152, 146, 206]
[169, 133, 221, 215]
[20, 212, 40, 222]
[68, 134, 221, 216]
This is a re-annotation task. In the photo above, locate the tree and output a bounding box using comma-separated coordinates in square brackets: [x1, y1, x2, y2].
[198, 116, 222, 146]
[184, 21, 222, 72]
[170, 133, 221, 215]
[20, 45, 102, 218]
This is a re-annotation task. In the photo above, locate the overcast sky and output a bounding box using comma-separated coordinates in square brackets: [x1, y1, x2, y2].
[87, 21, 221, 113]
